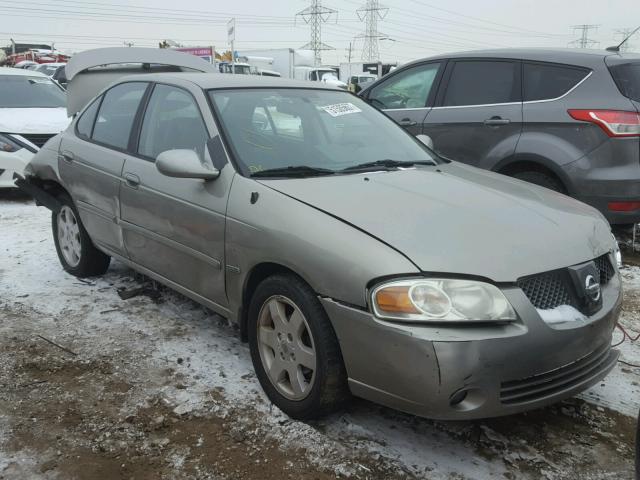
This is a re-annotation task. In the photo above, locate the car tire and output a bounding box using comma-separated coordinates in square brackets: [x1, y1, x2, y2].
[52, 194, 110, 277]
[248, 274, 349, 420]
[510, 170, 565, 193]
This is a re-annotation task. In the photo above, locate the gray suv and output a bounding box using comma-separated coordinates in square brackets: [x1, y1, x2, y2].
[360, 49, 640, 225]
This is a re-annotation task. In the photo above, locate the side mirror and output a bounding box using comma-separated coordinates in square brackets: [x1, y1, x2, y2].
[156, 149, 220, 180]
[416, 134, 434, 150]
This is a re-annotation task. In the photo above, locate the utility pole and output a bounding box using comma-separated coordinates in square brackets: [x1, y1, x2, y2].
[347, 41, 353, 62]
[10, 38, 15, 55]
[227, 18, 236, 74]
[296, 0, 336, 65]
[614, 28, 636, 52]
[357, 0, 389, 62]
[568, 24, 600, 49]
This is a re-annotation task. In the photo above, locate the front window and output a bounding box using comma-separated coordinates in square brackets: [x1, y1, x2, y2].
[0, 75, 65, 108]
[368, 63, 441, 109]
[209, 88, 437, 176]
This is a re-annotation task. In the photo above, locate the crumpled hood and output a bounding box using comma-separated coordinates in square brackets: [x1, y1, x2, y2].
[259, 162, 614, 282]
[0, 108, 70, 134]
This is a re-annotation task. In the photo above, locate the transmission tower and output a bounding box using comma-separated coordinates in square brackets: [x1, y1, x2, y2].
[296, 0, 337, 65]
[357, 0, 389, 61]
[568, 24, 600, 49]
[614, 28, 636, 52]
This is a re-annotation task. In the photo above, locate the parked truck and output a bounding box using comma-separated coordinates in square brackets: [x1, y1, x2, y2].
[237, 48, 347, 89]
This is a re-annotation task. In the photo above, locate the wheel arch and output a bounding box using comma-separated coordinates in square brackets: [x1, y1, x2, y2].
[494, 155, 573, 194]
[239, 262, 314, 342]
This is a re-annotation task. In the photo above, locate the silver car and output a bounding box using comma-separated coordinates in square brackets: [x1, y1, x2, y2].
[19, 49, 622, 421]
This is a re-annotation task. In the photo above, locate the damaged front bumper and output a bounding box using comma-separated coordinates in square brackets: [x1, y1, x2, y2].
[321, 273, 622, 420]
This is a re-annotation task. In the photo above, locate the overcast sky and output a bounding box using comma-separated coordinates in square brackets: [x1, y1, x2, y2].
[1, 0, 639, 64]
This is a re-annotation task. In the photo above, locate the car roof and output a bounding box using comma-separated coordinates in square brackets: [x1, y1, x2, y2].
[400, 48, 640, 68]
[0, 67, 47, 77]
[116, 72, 340, 90]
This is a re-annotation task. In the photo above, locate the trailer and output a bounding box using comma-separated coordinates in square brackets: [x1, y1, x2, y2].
[237, 48, 347, 89]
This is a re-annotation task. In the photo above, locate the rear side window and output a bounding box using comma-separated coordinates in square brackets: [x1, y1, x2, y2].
[137, 85, 209, 160]
[609, 62, 640, 103]
[442, 60, 519, 106]
[92, 82, 147, 150]
[524, 63, 589, 101]
[368, 62, 441, 109]
[76, 98, 100, 138]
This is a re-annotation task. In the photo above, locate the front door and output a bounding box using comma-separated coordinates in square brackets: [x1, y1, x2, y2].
[424, 59, 523, 169]
[364, 61, 443, 136]
[59, 81, 149, 256]
[119, 83, 231, 310]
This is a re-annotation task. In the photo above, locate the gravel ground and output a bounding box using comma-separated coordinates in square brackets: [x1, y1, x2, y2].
[1, 191, 639, 480]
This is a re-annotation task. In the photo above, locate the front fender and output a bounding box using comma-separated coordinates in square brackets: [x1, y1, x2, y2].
[224, 175, 419, 317]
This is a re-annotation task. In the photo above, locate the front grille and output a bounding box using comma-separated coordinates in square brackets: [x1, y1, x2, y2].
[594, 254, 615, 284]
[500, 344, 615, 405]
[518, 254, 614, 311]
[518, 270, 575, 310]
[20, 133, 55, 148]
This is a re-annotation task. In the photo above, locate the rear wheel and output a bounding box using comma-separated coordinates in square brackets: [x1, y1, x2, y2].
[510, 170, 565, 193]
[248, 274, 349, 420]
[52, 194, 110, 277]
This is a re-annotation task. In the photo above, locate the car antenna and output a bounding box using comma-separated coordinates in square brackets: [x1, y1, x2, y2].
[606, 25, 640, 52]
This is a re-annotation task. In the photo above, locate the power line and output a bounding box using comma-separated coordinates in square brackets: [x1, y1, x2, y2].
[568, 24, 600, 49]
[296, 0, 337, 65]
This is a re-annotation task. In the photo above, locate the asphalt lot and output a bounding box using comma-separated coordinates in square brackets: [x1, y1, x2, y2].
[1, 190, 639, 480]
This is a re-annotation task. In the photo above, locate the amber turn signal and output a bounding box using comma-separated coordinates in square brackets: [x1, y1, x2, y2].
[375, 286, 420, 314]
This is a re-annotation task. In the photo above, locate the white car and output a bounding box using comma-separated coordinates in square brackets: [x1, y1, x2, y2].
[35, 62, 66, 78]
[0, 68, 70, 188]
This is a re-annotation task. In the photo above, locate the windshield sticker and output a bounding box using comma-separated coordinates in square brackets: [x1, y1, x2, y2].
[321, 103, 362, 117]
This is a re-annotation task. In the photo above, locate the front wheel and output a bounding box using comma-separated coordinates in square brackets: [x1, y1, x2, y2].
[248, 274, 349, 420]
[52, 194, 110, 277]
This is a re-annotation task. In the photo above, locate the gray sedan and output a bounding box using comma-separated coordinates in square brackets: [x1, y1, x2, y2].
[20, 64, 622, 420]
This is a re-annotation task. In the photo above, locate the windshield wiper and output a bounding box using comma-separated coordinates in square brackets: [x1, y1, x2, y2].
[251, 165, 336, 178]
[341, 159, 435, 172]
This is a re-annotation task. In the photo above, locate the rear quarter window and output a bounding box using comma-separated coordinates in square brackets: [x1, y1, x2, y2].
[523, 62, 590, 102]
[608, 62, 640, 102]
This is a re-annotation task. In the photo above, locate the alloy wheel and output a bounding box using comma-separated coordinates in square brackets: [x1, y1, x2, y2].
[57, 206, 82, 268]
[257, 295, 317, 400]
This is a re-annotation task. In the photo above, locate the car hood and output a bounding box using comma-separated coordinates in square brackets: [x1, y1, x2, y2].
[258, 162, 613, 282]
[0, 107, 70, 134]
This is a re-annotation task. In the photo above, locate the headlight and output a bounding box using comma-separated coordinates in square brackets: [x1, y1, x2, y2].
[0, 133, 22, 153]
[612, 233, 622, 268]
[371, 278, 517, 323]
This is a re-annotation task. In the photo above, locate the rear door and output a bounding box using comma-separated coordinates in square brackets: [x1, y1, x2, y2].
[59, 81, 149, 256]
[424, 59, 522, 168]
[363, 61, 444, 136]
[119, 83, 231, 311]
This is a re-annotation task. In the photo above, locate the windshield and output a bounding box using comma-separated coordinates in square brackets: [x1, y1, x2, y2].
[0, 75, 65, 108]
[360, 76, 375, 84]
[209, 88, 437, 176]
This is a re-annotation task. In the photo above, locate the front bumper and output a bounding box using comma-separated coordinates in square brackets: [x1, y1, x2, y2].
[0, 148, 33, 188]
[321, 273, 622, 420]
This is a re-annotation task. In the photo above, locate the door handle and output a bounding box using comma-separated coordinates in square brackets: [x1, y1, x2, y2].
[398, 118, 417, 127]
[123, 172, 140, 188]
[484, 117, 511, 126]
[61, 150, 74, 163]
